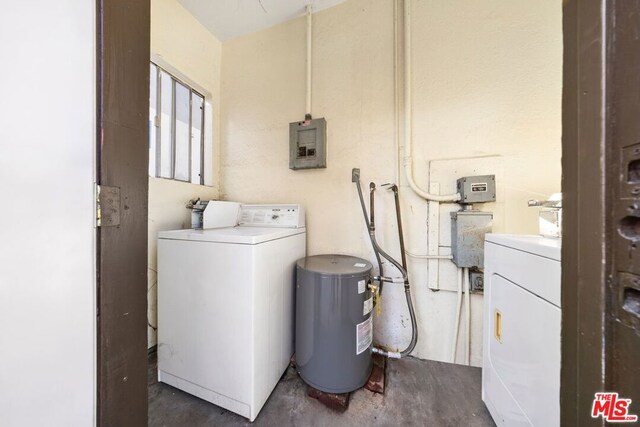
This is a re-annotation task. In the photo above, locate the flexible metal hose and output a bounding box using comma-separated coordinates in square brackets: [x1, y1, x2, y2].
[368, 182, 408, 283]
[354, 177, 417, 358]
[387, 184, 417, 357]
[369, 231, 408, 283]
[356, 178, 385, 293]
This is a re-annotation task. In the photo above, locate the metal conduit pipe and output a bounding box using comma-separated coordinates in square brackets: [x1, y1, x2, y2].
[401, 0, 460, 203]
[451, 267, 463, 362]
[464, 267, 471, 365]
[305, 4, 312, 117]
[405, 251, 453, 260]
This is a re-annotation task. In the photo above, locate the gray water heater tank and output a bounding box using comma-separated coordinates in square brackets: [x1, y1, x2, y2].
[295, 254, 373, 393]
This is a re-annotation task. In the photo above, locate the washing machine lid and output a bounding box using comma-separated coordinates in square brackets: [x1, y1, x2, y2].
[485, 234, 561, 261]
[158, 226, 305, 245]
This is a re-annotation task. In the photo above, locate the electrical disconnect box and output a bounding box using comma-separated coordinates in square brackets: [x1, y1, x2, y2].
[450, 174, 496, 268]
[451, 210, 493, 268]
[457, 175, 496, 204]
[289, 118, 327, 170]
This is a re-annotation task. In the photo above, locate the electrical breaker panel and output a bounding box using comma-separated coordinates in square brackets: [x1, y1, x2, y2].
[289, 118, 326, 170]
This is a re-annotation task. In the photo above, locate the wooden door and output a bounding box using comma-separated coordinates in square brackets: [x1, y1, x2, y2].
[96, 1, 150, 425]
[562, 1, 640, 424]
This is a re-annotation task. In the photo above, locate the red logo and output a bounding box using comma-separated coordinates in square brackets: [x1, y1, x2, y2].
[592, 393, 638, 422]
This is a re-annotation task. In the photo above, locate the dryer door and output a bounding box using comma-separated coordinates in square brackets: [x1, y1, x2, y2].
[485, 274, 561, 427]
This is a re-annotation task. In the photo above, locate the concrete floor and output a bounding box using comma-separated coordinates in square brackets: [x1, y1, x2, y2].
[148, 352, 495, 426]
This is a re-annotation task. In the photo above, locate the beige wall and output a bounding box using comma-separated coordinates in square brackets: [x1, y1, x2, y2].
[148, 0, 222, 347]
[220, 0, 562, 365]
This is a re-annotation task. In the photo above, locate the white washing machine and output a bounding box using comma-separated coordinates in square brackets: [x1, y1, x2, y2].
[157, 202, 306, 421]
[483, 234, 561, 427]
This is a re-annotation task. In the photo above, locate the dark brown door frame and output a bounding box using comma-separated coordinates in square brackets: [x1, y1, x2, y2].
[96, 1, 150, 425]
[562, 1, 640, 425]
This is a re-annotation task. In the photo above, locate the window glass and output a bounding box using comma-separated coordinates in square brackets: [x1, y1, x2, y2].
[149, 64, 157, 177]
[159, 70, 173, 179]
[203, 101, 214, 186]
[190, 94, 204, 185]
[174, 81, 190, 182]
[149, 64, 213, 186]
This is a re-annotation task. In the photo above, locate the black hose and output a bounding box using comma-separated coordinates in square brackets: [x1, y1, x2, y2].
[355, 179, 384, 293]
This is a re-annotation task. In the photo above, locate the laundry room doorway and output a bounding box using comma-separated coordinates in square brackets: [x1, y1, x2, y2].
[91, 1, 640, 425]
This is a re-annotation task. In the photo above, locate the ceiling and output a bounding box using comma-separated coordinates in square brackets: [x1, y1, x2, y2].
[178, 0, 348, 42]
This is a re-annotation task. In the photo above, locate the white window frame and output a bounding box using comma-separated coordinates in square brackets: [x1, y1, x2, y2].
[149, 60, 213, 186]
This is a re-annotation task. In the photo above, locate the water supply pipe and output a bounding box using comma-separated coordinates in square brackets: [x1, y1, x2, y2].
[352, 179, 407, 285]
[381, 183, 418, 357]
[353, 171, 417, 359]
[382, 184, 408, 270]
[362, 181, 407, 284]
[353, 169, 385, 293]
[369, 182, 376, 231]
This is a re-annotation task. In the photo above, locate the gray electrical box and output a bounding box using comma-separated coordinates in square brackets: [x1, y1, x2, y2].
[289, 118, 327, 170]
[451, 210, 493, 268]
[457, 175, 496, 204]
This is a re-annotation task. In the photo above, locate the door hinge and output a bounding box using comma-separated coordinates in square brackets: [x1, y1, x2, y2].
[95, 184, 121, 227]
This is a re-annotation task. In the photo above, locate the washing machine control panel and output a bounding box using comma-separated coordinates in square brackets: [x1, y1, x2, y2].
[239, 204, 305, 228]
